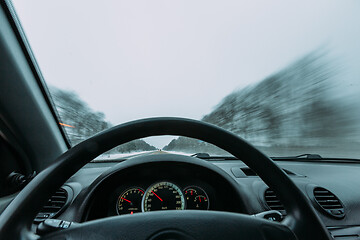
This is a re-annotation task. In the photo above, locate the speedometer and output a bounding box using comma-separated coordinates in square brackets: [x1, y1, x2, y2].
[142, 182, 185, 212]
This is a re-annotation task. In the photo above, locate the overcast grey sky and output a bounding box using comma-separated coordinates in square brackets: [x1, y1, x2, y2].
[12, 0, 360, 148]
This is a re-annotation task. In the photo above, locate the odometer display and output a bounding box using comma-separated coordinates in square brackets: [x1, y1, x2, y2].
[142, 182, 185, 212]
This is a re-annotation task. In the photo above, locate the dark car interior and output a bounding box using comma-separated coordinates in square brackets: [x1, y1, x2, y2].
[1, 1, 360, 239]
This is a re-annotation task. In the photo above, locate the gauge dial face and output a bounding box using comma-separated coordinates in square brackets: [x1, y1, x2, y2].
[142, 182, 185, 212]
[117, 187, 144, 215]
[184, 186, 209, 210]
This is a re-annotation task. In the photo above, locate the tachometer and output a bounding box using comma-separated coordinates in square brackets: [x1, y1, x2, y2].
[117, 187, 144, 215]
[142, 182, 185, 212]
[184, 186, 209, 210]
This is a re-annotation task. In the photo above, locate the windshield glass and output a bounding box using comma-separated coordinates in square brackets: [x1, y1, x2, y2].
[12, 0, 360, 159]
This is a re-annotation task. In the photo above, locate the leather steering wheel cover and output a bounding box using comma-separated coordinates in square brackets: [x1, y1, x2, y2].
[0, 117, 331, 239]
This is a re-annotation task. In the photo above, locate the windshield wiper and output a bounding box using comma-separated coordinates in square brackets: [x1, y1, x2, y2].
[271, 154, 360, 163]
[192, 152, 360, 163]
[191, 152, 323, 160]
[191, 153, 238, 160]
[272, 154, 322, 160]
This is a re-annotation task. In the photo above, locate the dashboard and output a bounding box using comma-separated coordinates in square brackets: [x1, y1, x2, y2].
[37, 152, 360, 239]
[82, 156, 244, 221]
[114, 183, 209, 215]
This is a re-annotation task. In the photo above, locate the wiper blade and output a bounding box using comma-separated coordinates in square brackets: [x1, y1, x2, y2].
[272, 153, 322, 160]
[192, 152, 360, 163]
[191, 153, 211, 158]
[191, 153, 238, 160]
[192, 152, 324, 161]
[272, 154, 360, 163]
[192, 153, 324, 161]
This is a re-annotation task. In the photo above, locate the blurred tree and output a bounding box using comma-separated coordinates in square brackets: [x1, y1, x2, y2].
[165, 49, 357, 152]
[49, 87, 110, 145]
[49, 87, 156, 153]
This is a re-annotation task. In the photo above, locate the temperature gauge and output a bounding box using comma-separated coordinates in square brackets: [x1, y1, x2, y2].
[184, 186, 209, 210]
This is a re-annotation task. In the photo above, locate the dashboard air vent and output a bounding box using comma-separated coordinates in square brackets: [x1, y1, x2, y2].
[264, 189, 286, 215]
[34, 188, 68, 223]
[313, 187, 345, 219]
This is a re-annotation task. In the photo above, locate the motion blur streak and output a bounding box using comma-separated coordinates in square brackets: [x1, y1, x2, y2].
[50, 50, 360, 158]
[59, 123, 75, 128]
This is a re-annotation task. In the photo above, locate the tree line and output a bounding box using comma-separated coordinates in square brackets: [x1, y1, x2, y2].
[49, 87, 156, 153]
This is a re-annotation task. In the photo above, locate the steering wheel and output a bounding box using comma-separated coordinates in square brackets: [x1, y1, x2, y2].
[0, 118, 331, 239]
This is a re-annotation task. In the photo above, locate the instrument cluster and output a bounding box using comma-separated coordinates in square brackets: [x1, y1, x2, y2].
[116, 181, 210, 215]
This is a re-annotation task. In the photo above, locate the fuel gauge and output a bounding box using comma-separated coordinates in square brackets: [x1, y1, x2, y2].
[194, 195, 209, 210]
[184, 186, 209, 210]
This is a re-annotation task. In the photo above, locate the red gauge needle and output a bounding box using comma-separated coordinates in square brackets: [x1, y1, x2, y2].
[152, 191, 163, 202]
[199, 197, 201, 202]
[121, 197, 131, 203]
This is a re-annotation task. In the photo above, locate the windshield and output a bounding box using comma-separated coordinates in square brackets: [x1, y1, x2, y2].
[12, 0, 360, 159]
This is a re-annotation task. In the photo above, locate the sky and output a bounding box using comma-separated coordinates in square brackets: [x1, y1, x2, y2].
[11, 0, 360, 148]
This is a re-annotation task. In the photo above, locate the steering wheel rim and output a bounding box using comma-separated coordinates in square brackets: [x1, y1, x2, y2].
[0, 117, 331, 239]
